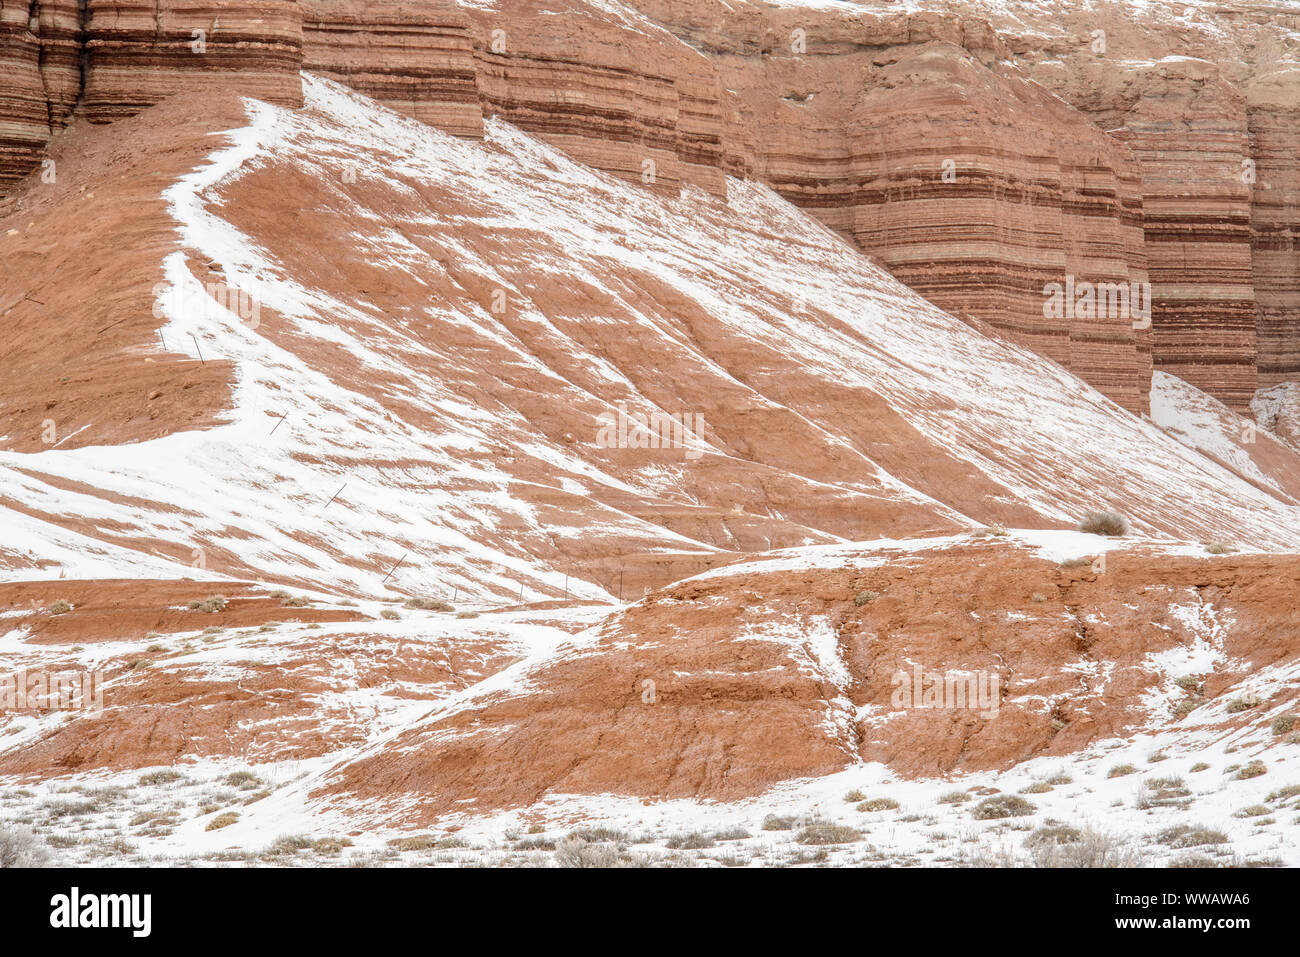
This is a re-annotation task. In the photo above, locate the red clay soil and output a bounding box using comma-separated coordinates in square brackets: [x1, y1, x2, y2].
[0, 92, 249, 454]
[0, 620, 520, 776]
[317, 539, 1300, 823]
[0, 579, 365, 644]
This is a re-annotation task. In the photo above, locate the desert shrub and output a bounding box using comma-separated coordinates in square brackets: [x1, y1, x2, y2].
[47, 600, 72, 615]
[1190, 762, 1211, 773]
[981, 526, 1009, 537]
[0, 827, 51, 868]
[1107, 763, 1138, 778]
[188, 596, 228, 614]
[1028, 828, 1135, 867]
[568, 827, 626, 844]
[713, 827, 750, 841]
[1236, 760, 1267, 779]
[281, 596, 310, 607]
[795, 823, 861, 845]
[854, 590, 879, 607]
[138, 769, 184, 787]
[1271, 715, 1296, 735]
[1078, 510, 1129, 536]
[1157, 825, 1228, 848]
[42, 799, 99, 819]
[1235, 805, 1270, 818]
[526, 824, 545, 835]
[1203, 542, 1237, 555]
[1022, 781, 1052, 794]
[1024, 824, 1082, 848]
[379, 609, 400, 620]
[762, 814, 797, 831]
[1031, 592, 1047, 603]
[224, 771, 261, 790]
[843, 789, 866, 803]
[555, 838, 623, 868]
[972, 795, 1035, 820]
[1045, 773, 1073, 785]
[387, 835, 439, 851]
[938, 791, 971, 805]
[404, 598, 454, 612]
[856, 797, 899, 812]
[1226, 695, 1260, 714]
[1175, 675, 1202, 692]
[1148, 750, 1169, 763]
[1266, 784, 1300, 802]
[205, 812, 239, 831]
[665, 832, 714, 850]
[456, 611, 479, 619]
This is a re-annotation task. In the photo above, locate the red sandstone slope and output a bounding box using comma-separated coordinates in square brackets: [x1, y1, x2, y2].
[3, 76, 1300, 608]
[313, 532, 1300, 824]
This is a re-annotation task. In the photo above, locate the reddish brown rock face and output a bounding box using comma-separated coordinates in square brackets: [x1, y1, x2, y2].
[301, 0, 482, 139]
[315, 539, 1300, 823]
[3, 0, 1299, 415]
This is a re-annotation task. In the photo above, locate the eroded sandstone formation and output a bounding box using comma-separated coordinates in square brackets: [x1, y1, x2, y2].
[301, 0, 482, 138]
[2, 0, 1297, 413]
[0, 0, 301, 192]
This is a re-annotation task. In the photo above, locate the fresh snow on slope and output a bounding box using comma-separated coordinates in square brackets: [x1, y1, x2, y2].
[1, 74, 1298, 600]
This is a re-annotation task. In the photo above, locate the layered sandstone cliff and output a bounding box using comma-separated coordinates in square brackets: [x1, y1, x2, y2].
[2, 0, 1298, 414]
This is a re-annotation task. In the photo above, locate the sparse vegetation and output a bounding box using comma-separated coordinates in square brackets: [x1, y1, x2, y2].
[843, 789, 866, 802]
[0, 826, 50, 867]
[938, 791, 972, 804]
[224, 771, 262, 791]
[404, 598, 454, 612]
[1236, 760, 1267, 779]
[972, 795, 1035, 820]
[380, 609, 400, 620]
[665, 832, 714, 850]
[139, 769, 184, 786]
[1272, 715, 1296, 735]
[47, 599, 72, 616]
[1108, 763, 1138, 778]
[1190, 762, 1211, 773]
[205, 812, 239, 831]
[762, 814, 798, 831]
[1226, 694, 1261, 714]
[554, 838, 629, 867]
[188, 596, 228, 614]
[1236, 804, 1270, 818]
[856, 797, 899, 812]
[1078, 510, 1129, 536]
[796, 823, 861, 845]
[1157, 824, 1229, 848]
[1026, 826, 1134, 867]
